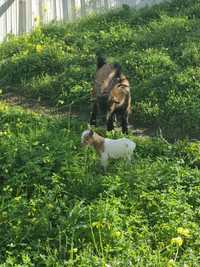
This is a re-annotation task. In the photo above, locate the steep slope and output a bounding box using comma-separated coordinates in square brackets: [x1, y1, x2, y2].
[0, 0, 200, 139]
[0, 102, 199, 266]
[0, 1, 200, 264]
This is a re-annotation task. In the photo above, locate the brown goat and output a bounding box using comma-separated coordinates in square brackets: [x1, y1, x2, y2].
[90, 56, 131, 134]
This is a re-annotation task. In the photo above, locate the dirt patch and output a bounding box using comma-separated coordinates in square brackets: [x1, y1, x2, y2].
[1, 93, 55, 114]
[1, 93, 157, 137]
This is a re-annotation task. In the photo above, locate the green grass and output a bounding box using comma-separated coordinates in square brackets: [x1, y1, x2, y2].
[0, 102, 199, 266]
[0, 0, 200, 265]
[0, 0, 200, 139]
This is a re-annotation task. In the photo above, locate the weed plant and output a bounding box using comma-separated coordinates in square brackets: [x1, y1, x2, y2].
[0, 0, 200, 138]
[0, 102, 199, 266]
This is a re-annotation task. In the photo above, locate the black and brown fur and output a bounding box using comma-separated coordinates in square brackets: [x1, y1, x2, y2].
[90, 56, 131, 134]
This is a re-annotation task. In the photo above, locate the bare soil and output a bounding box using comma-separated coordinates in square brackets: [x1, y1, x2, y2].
[1, 92, 157, 137]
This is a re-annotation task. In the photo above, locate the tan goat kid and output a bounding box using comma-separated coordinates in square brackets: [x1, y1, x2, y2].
[81, 129, 136, 170]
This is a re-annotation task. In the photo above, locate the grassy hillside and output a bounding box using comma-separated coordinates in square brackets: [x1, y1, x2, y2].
[0, 0, 200, 139]
[0, 102, 199, 266]
[0, 0, 200, 266]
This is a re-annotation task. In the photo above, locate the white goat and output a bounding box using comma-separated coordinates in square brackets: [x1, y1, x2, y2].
[81, 129, 136, 170]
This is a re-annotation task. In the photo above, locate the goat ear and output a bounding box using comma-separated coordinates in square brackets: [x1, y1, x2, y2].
[113, 63, 121, 78]
[97, 55, 106, 69]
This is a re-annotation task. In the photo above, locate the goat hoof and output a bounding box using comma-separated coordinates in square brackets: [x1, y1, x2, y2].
[90, 121, 96, 126]
[122, 129, 128, 134]
[107, 126, 114, 132]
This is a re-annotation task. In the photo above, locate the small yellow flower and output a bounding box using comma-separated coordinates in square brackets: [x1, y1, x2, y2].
[177, 227, 190, 238]
[171, 236, 183, 247]
[36, 44, 44, 53]
[47, 203, 54, 209]
[112, 231, 122, 239]
[167, 259, 175, 267]
[92, 221, 102, 229]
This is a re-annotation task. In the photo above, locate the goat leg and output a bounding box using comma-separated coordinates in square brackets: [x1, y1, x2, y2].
[107, 111, 115, 131]
[90, 101, 98, 126]
[121, 111, 129, 134]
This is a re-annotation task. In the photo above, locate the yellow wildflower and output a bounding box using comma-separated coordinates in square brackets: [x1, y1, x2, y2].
[177, 227, 190, 238]
[47, 203, 54, 209]
[112, 231, 122, 239]
[36, 44, 44, 53]
[171, 236, 183, 247]
[92, 221, 102, 229]
[167, 259, 175, 267]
